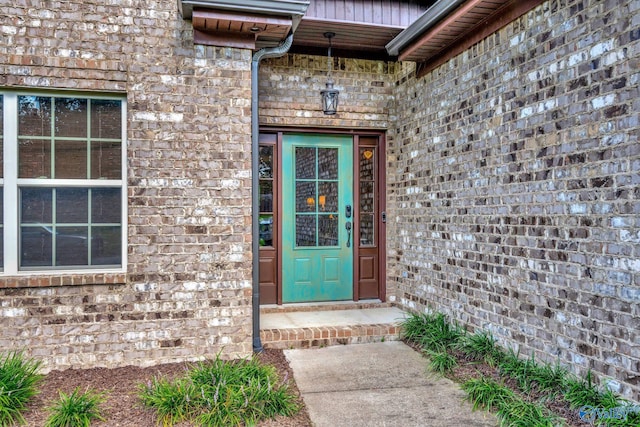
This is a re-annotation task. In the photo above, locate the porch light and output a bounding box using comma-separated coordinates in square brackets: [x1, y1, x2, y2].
[320, 32, 339, 115]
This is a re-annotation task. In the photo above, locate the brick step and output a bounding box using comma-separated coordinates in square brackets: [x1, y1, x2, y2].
[259, 305, 406, 350]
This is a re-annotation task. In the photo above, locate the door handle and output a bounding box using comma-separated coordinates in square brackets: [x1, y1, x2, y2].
[345, 221, 352, 248]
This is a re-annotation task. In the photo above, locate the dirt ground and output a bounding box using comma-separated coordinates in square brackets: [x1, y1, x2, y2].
[22, 349, 312, 427]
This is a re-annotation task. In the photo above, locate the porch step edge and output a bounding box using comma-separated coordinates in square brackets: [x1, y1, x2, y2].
[260, 323, 402, 350]
[260, 300, 394, 314]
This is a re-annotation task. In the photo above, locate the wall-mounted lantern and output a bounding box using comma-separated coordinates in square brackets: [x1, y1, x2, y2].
[320, 32, 339, 115]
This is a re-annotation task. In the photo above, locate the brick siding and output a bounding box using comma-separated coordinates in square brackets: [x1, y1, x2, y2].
[0, 0, 253, 370]
[388, 0, 640, 399]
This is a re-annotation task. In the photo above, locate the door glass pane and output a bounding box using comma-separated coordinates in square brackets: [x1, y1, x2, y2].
[295, 147, 315, 179]
[318, 181, 338, 212]
[296, 215, 316, 246]
[318, 214, 338, 246]
[318, 148, 338, 179]
[296, 181, 316, 213]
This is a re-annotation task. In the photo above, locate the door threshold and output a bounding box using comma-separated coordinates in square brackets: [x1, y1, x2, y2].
[260, 300, 391, 314]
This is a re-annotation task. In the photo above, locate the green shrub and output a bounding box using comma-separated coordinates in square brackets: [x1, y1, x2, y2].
[139, 355, 299, 427]
[0, 351, 43, 426]
[45, 387, 106, 427]
[401, 312, 464, 352]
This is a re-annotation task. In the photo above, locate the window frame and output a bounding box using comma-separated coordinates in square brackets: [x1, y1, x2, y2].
[1, 90, 127, 275]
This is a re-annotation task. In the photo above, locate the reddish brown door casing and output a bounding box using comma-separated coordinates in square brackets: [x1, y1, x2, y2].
[258, 130, 386, 304]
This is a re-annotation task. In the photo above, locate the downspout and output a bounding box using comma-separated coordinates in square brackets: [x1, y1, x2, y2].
[251, 32, 294, 353]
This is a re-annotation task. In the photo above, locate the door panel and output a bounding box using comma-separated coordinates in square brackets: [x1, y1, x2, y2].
[282, 134, 353, 303]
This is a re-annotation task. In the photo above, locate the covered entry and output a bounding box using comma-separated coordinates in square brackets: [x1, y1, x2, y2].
[258, 130, 386, 304]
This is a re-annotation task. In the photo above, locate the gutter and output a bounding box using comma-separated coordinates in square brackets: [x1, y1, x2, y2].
[180, 0, 309, 30]
[251, 32, 294, 353]
[385, 0, 466, 56]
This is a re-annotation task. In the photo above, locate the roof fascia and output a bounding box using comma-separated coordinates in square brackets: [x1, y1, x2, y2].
[180, 0, 310, 20]
[385, 0, 466, 56]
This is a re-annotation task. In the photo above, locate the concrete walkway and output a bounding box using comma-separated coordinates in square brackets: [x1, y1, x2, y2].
[285, 341, 497, 427]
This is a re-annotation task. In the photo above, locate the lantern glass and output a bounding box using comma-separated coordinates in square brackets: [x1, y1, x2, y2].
[321, 81, 339, 115]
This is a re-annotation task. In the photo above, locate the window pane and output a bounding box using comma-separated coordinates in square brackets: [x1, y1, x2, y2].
[19, 139, 52, 178]
[56, 226, 88, 266]
[91, 99, 121, 139]
[55, 140, 87, 179]
[21, 188, 53, 223]
[259, 181, 273, 212]
[295, 147, 315, 179]
[18, 96, 52, 137]
[0, 187, 3, 268]
[21, 225, 53, 266]
[91, 227, 122, 265]
[360, 148, 375, 181]
[360, 182, 374, 212]
[92, 226, 121, 265]
[0, 95, 3, 178]
[55, 98, 87, 137]
[296, 215, 316, 247]
[360, 213, 375, 246]
[91, 188, 121, 223]
[318, 148, 338, 179]
[57, 188, 88, 223]
[91, 141, 121, 179]
[318, 214, 338, 246]
[296, 181, 316, 213]
[259, 146, 273, 179]
[259, 215, 273, 247]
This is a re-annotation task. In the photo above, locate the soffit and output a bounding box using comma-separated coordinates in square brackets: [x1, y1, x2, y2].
[180, 0, 539, 64]
[396, 0, 539, 63]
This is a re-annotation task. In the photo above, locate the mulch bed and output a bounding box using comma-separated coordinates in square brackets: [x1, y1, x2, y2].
[22, 349, 312, 427]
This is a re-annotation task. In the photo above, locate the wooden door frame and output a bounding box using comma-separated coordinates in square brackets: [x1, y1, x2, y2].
[259, 127, 386, 305]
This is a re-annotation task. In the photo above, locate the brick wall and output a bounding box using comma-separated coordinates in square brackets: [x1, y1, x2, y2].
[388, 0, 640, 398]
[258, 54, 404, 129]
[0, 1, 253, 370]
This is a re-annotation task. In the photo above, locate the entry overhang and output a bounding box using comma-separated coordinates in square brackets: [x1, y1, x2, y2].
[386, 0, 545, 75]
[180, 0, 309, 48]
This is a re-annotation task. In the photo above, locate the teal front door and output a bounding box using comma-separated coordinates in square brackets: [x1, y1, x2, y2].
[282, 134, 353, 302]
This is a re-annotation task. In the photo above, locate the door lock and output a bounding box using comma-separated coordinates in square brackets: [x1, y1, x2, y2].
[345, 204, 352, 218]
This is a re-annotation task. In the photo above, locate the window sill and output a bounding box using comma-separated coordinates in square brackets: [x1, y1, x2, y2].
[0, 272, 127, 289]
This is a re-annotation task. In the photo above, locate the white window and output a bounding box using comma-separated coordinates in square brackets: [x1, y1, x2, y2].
[0, 92, 127, 274]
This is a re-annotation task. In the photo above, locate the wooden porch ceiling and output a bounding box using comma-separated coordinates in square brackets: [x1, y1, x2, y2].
[186, 0, 543, 65]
